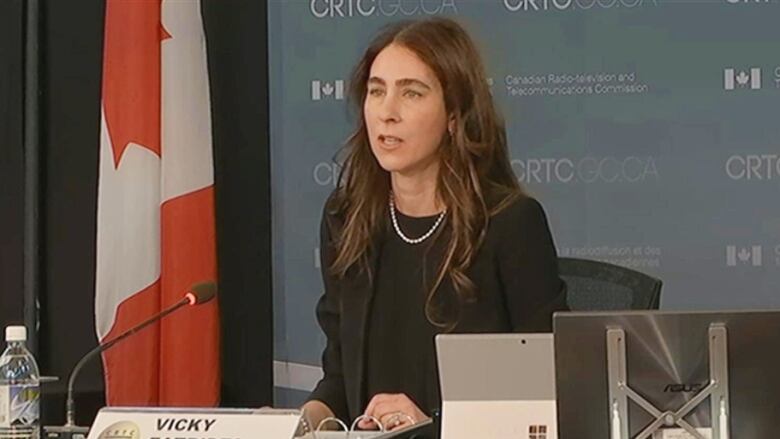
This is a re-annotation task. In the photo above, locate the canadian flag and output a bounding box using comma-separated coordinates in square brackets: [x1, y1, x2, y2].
[94, 0, 220, 406]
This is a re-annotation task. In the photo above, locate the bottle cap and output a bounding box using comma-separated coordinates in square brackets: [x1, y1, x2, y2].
[5, 325, 27, 342]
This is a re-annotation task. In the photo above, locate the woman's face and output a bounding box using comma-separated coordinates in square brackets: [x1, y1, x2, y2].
[364, 43, 449, 178]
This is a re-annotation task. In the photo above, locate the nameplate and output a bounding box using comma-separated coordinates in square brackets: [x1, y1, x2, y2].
[86, 407, 301, 439]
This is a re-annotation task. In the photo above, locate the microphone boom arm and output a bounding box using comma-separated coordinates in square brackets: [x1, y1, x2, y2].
[64, 296, 190, 426]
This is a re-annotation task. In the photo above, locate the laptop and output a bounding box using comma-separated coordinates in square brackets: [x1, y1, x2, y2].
[554, 310, 780, 439]
[435, 333, 557, 439]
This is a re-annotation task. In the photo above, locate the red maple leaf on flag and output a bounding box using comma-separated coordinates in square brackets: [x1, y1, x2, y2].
[102, 0, 171, 168]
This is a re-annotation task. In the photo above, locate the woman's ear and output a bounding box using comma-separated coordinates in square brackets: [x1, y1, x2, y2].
[448, 115, 456, 137]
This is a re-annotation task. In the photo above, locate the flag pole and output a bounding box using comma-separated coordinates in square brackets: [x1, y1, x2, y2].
[24, 0, 42, 355]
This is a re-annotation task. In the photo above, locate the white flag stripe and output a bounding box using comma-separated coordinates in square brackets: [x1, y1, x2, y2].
[750, 67, 761, 90]
[311, 80, 321, 100]
[752, 245, 762, 266]
[95, 108, 162, 339]
[724, 68, 734, 91]
[161, 0, 214, 203]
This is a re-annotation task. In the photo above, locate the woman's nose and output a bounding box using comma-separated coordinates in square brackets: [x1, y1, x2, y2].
[377, 93, 401, 123]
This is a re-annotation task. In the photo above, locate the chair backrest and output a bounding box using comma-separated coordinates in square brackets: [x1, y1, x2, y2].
[558, 257, 662, 311]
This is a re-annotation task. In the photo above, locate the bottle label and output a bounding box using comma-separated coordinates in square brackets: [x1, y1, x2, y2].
[0, 384, 39, 428]
[0, 385, 6, 427]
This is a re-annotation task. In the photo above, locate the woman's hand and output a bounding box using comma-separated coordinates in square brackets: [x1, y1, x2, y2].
[358, 393, 429, 431]
[300, 400, 336, 434]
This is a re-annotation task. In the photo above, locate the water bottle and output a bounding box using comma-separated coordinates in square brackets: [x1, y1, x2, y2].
[0, 326, 40, 439]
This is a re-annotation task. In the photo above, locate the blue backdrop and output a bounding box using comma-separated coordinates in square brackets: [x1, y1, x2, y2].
[268, 0, 780, 405]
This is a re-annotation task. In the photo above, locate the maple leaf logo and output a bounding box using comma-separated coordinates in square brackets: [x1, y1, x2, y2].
[322, 82, 335, 96]
[735, 71, 750, 86]
[311, 80, 344, 101]
[724, 67, 761, 91]
[726, 245, 762, 266]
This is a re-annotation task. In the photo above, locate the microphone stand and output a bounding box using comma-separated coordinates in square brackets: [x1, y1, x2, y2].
[44, 297, 191, 439]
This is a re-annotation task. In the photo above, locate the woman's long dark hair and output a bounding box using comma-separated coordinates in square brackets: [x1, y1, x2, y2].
[329, 18, 522, 327]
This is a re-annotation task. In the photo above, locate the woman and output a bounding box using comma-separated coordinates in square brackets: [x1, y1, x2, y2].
[302, 17, 568, 432]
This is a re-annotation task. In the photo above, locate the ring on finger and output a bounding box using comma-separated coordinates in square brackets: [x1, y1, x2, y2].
[380, 412, 401, 428]
[381, 412, 400, 425]
[385, 411, 414, 428]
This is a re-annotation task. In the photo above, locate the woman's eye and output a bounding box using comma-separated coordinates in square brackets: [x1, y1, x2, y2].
[368, 88, 385, 97]
[405, 90, 422, 99]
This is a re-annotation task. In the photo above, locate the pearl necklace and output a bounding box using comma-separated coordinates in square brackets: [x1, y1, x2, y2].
[389, 194, 447, 245]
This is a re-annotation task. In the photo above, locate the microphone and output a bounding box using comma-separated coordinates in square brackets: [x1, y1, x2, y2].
[45, 281, 217, 438]
[186, 281, 217, 305]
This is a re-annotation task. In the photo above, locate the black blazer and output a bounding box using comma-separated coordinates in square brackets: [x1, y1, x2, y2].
[308, 193, 568, 422]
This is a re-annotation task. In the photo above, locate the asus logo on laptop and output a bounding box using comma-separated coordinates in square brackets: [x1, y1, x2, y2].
[664, 383, 705, 393]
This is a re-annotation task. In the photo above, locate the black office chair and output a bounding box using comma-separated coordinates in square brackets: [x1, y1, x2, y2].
[558, 257, 662, 311]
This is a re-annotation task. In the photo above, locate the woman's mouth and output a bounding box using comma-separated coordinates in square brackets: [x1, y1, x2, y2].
[378, 135, 404, 149]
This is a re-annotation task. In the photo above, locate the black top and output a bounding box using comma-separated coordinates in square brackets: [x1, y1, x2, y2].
[308, 192, 568, 422]
[365, 211, 443, 416]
